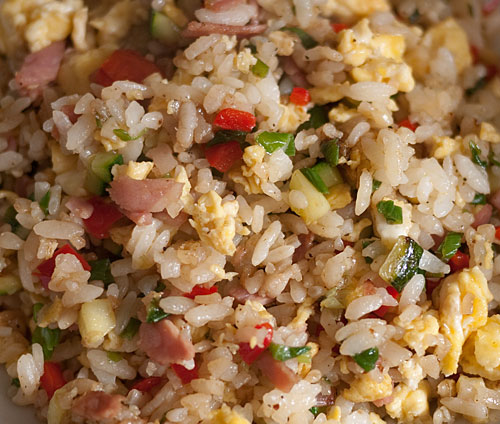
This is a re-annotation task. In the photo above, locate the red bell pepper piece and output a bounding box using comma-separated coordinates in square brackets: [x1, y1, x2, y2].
[238, 322, 273, 365]
[83, 197, 123, 239]
[40, 362, 66, 399]
[171, 364, 198, 384]
[131, 376, 163, 392]
[183, 285, 217, 299]
[92, 50, 161, 87]
[495, 226, 500, 240]
[331, 23, 349, 33]
[205, 140, 243, 172]
[289, 87, 311, 106]
[35, 244, 91, 289]
[449, 251, 470, 273]
[398, 119, 417, 132]
[470, 45, 480, 65]
[483, 0, 500, 15]
[213, 108, 256, 132]
[373, 286, 399, 318]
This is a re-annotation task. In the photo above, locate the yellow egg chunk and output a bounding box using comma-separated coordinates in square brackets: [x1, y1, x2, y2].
[479, 122, 500, 143]
[439, 267, 492, 376]
[394, 310, 440, 356]
[385, 382, 430, 423]
[320, 0, 390, 20]
[431, 135, 461, 160]
[78, 299, 116, 348]
[208, 405, 250, 424]
[277, 104, 310, 133]
[343, 373, 393, 403]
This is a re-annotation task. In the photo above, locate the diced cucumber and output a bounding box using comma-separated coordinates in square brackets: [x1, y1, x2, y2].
[85, 169, 106, 196]
[289, 170, 330, 224]
[0, 275, 22, 295]
[312, 162, 343, 187]
[91, 152, 123, 183]
[151, 11, 181, 45]
[379, 236, 424, 292]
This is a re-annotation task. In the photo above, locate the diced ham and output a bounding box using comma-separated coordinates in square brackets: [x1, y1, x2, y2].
[123, 210, 153, 226]
[15, 41, 65, 97]
[108, 176, 183, 215]
[292, 232, 314, 262]
[60, 104, 80, 124]
[490, 190, 500, 211]
[281, 57, 308, 88]
[472, 203, 492, 229]
[73, 391, 125, 421]
[227, 284, 273, 305]
[182, 21, 266, 38]
[255, 351, 299, 393]
[139, 319, 195, 365]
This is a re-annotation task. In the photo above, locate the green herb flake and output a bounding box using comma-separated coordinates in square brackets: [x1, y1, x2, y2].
[113, 128, 145, 141]
[11, 378, 20, 387]
[471, 193, 487, 205]
[376, 200, 403, 224]
[120, 317, 141, 340]
[39, 190, 51, 215]
[280, 27, 318, 49]
[469, 141, 487, 168]
[268, 342, 311, 361]
[372, 179, 382, 192]
[146, 297, 169, 323]
[437, 232, 463, 261]
[89, 259, 114, 287]
[466, 77, 487, 97]
[297, 105, 328, 132]
[32, 326, 61, 359]
[251, 58, 269, 78]
[107, 351, 122, 362]
[353, 347, 379, 372]
[322, 139, 339, 166]
[33, 303, 44, 323]
[95, 116, 103, 128]
[309, 406, 327, 417]
[256, 131, 295, 156]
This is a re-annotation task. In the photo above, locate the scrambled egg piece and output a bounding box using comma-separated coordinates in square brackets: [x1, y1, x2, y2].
[373, 197, 412, 248]
[208, 405, 250, 424]
[338, 19, 414, 92]
[394, 309, 440, 356]
[385, 381, 431, 423]
[269, 31, 295, 56]
[320, 0, 390, 19]
[112, 161, 154, 180]
[309, 83, 347, 105]
[439, 267, 492, 376]
[480, 122, 500, 143]
[432, 135, 461, 160]
[343, 373, 393, 403]
[0, 0, 83, 53]
[461, 315, 500, 380]
[277, 104, 310, 133]
[289, 298, 314, 330]
[235, 48, 257, 74]
[190, 191, 238, 255]
[329, 104, 358, 123]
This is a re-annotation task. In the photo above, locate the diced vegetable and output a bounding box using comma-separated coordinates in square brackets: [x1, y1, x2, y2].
[471, 193, 487, 204]
[113, 128, 145, 141]
[0, 274, 22, 295]
[92, 49, 161, 87]
[256, 131, 295, 156]
[85, 169, 107, 196]
[449, 250, 470, 273]
[78, 299, 116, 348]
[4, 205, 28, 239]
[398, 119, 417, 132]
[251, 58, 269, 78]
[496, 226, 500, 240]
[326, 184, 352, 210]
[301, 168, 329, 194]
[437, 232, 463, 261]
[281, 27, 318, 49]
[331, 23, 349, 32]
[297, 105, 328, 131]
[107, 351, 122, 362]
[39, 190, 51, 215]
[82, 197, 123, 239]
[183, 285, 217, 298]
[91, 152, 123, 183]
[131, 376, 163, 392]
[268, 343, 311, 361]
[213, 108, 256, 132]
[205, 140, 243, 172]
[206, 129, 248, 147]
[120, 317, 141, 340]
[40, 362, 66, 399]
[377, 200, 403, 225]
[239, 322, 273, 365]
[146, 297, 169, 323]
[353, 347, 379, 372]
[314, 162, 343, 187]
[32, 326, 61, 360]
[289, 169, 331, 224]
[322, 139, 340, 166]
[289, 87, 311, 106]
[171, 363, 199, 384]
[89, 259, 114, 287]
[469, 140, 487, 168]
[372, 179, 382, 192]
[379, 236, 424, 292]
[33, 303, 44, 323]
[150, 11, 181, 45]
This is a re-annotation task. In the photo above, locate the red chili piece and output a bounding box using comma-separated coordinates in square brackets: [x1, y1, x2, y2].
[238, 322, 273, 365]
[131, 376, 163, 392]
[495, 226, 500, 240]
[171, 363, 199, 384]
[92, 50, 161, 87]
[40, 362, 66, 399]
[35, 244, 91, 289]
[449, 251, 470, 273]
[289, 87, 311, 106]
[398, 119, 417, 132]
[331, 23, 349, 32]
[205, 140, 243, 172]
[373, 286, 399, 318]
[213, 108, 256, 132]
[83, 197, 123, 239]
[183, 285, 218, 299]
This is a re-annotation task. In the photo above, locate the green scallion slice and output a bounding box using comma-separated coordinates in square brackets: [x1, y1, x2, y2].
[353, 347, 379, 372]
[39, 191, 51, 215]
[297, 105, 328, 131]
[469, 141, 487, 168]
[256, 131, 295, 156]
[146, 298, 169, 323]
[268, 342, 311, 361]
[437, 232, 463, 261]
[32, 326, 61, 360]
[322, 139, 340, 166]
[280, 27, 318, 49]
[301, 168, 329, 194]
[376, 200, 403, 225]
[91, 152, 124, 183]
[120, 317, 141, 340]
[89, 259, 114, 287]
[251, 58, 269, 78]
[471, 193, 487, 205]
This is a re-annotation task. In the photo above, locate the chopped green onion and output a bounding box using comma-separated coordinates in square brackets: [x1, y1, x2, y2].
[322, 139, 339, 166]
[312, 162, 343, 187]
[4, 205, 20, 232]
[251, 58, 269, 78]
[39, 191, 51, 215]
[309, 406, 327, 417]
[379, 236, 424, 292]
[89, 259, 114, 287]
[33, 303, 44, 323]
[280, 27, 318, 49]
[120, 317, 141, 340]
[376, 200, 403, 224]
[466, 77, 486, 96]
[207, 129, 248, 147]
[301, 168, 329, 194]
[11, 378, 20, 387]
[437, 232, 463, 261]
[95, 116, 103, 128]
[113, 129, 145, 141]
[91, 152, 124, 183]
[362, 240, 375, 264]
[146, 298, 169, 323]
[155, 281, 166, 292]
[353, 347, 379, 372]
[372, 179, 382, 192]
[268, 342, 311, 361]
[297, 350, 312, 364]
[256, 131, 295, 156]
[107, 351, 122, 362]
[489, 152, 500, 167]
[469, 141, 487, 168]
[297, 105, 328, 131]
[32, 326, 61, 359]
[471, 193, 487, 205]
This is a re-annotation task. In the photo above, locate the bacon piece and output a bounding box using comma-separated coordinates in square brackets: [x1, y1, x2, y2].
[182, 21, 266, 38]
[292, 232, 314, 262]
[256, 351, 299, 392]
[73, 392, 125, 421]
[472, 203, 492, 229]
[15, 41, 65, 97]
[108, 176, 183, 214]
[139, 319, 195, 365]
